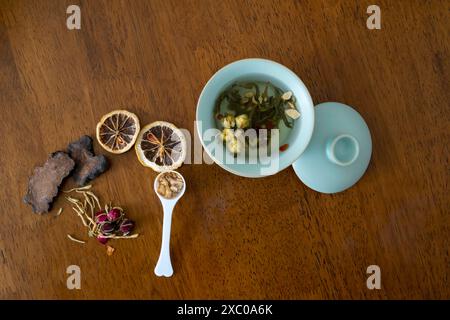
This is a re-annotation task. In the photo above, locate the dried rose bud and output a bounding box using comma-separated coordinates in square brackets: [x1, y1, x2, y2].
[97, 234, 108, 245]
[95, 210, 108, 224]
[100, 222, 115, 235]
[107, 208, 122, 222]
[119, 219, 135, 235]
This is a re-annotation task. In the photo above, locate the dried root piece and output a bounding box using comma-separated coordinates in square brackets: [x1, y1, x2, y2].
[23, 152, 75, 214]
[67, 135, 109, 186]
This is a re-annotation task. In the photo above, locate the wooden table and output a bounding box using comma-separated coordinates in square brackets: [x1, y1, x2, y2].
[0, 0, 448, 299]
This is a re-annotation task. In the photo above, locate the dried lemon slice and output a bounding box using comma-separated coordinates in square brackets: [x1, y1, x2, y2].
[135, 121, 186, 172]
[96, 110, 140, 154]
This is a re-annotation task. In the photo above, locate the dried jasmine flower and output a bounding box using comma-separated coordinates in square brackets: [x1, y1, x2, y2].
[235, 114, 250, 129]
[222, 114, 236, 129]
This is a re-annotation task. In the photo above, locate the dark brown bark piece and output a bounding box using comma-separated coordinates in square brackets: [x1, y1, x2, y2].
[67, 135, 109, 186]
[23, 151, 75, 213]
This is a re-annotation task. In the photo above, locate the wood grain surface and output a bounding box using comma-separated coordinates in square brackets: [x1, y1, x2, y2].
[0, 0, 448, 299]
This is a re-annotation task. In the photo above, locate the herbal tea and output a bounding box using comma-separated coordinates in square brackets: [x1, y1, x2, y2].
[214, 81, 301, 156]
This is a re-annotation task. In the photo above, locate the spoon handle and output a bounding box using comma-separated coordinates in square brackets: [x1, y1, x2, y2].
[154, 203, 175, 277]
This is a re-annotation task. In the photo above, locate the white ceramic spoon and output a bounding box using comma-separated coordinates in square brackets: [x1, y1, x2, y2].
[153, 171, 186, 277]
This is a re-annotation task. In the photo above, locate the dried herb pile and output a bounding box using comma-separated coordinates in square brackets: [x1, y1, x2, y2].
[64, 185, 138, 246]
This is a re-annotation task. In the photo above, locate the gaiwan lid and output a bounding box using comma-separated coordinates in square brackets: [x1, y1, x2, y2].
[292, 102, 372, 193]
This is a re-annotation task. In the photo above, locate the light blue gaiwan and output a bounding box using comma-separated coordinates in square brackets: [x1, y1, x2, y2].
[292, 102, 372, 193]
[196, 58, 372, 192]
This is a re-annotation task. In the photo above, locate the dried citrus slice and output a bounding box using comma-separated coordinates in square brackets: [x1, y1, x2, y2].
[135, 121, 186, 172]
[96, 110, 140, 154]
